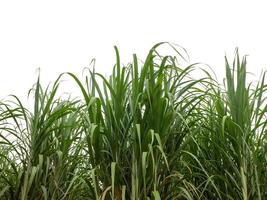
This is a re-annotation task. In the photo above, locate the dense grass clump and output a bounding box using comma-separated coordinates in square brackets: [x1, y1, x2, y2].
[0, 43, 267, 199]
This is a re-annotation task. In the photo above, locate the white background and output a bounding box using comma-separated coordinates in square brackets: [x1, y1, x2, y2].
[0, 0, 267, 101]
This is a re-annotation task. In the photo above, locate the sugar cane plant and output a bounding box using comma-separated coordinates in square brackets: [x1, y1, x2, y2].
[0, 43, 267, 199]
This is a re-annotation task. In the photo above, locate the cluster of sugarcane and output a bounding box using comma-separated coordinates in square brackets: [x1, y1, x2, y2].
[1, 43, 267, 199]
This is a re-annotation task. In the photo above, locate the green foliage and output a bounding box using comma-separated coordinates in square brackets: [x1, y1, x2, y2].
[0, 43, 267, 199]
